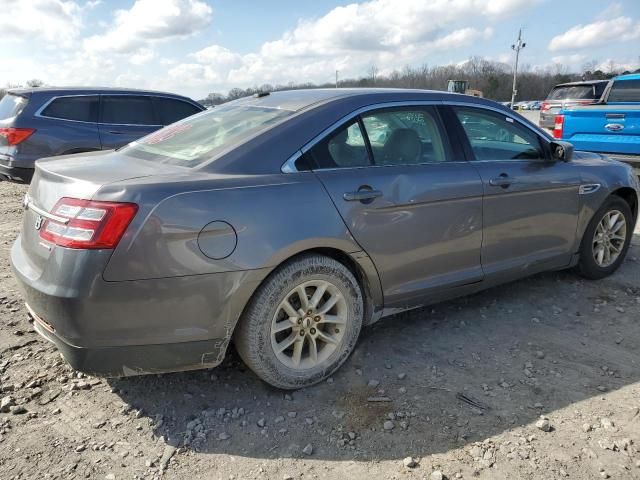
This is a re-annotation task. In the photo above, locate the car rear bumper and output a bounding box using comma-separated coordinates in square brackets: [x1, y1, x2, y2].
[28, 304, 227, 376]
[0, 158, 33, 183]
[10, 236, 269, 376]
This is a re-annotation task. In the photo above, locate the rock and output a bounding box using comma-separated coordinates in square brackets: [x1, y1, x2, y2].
[535, 351, 545, 359]
[0, 396, 16, 413]
[403, 457, 418, 468]
[383, 420, 395, 431]
[469, 446, 483, 459]
[218, 432, 230, 440]
[145, 460, 154, 467]
[287, 412, 297, 418]
[75, 445, 86, 453]
[535, 417, 551, 432]
[367, 379, 380, 388]
[398, 373, 407, 380]
[159, 445, 177, 471]
[10, 405, 27, 415]
[274, 415, 285, 423]
[302, 443, 313, 455]
[582, 423, 592, 433]
[430, 470, 445, 480]
[326, 377, 334, 384]
[398, 387, 407, 394]
[283, 476, 294, 480]
[597, 385, 607, 392]
[600, 418, 615, 429]
[257, 418, 266, 428]
[105, 475, 116, 480]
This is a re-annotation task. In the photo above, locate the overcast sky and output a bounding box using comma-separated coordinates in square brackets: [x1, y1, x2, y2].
[2, 0, 639, 99]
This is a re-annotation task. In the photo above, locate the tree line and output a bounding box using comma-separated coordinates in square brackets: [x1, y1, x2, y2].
[2, 58, 638, 105]
[198, 57, 639, 107]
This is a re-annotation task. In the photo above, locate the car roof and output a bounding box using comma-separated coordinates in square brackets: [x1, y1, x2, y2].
[7, 86, 198, 102]
[553, 80, 609, 88]
[613, 73, 640, 81]
[226, 88, 494, 112]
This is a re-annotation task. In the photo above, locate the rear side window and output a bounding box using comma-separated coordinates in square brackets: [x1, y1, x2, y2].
[0, 94, 28, 120]
[40, 96, 98, 122]
[101, 96, 157, 125]
[155, 97, 202, 125]
[309, 120, 371, 169]
[361, 108, 448, 165]
[547, 85, 596, 100]
[454, 107, 545, 161]
[607, 80, 640, 102]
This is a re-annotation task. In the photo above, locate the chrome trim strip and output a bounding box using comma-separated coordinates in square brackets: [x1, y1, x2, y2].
[24, 196, 69, 224]
[281, 99, 551, 173]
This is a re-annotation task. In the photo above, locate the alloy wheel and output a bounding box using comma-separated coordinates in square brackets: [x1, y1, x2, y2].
[270, 280, 347, 370]
[592, 209, 627, 267]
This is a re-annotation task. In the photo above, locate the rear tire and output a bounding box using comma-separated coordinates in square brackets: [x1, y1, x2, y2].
[234, 254, 363, 389]
[577, 196, 633, 280]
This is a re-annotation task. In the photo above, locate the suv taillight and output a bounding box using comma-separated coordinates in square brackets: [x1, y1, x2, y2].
[553, 115, 565, 139]
[39, 197, 138, 249]
[0, 127, 35, 145]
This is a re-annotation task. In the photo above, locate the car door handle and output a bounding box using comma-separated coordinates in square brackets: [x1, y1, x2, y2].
[343, 190, 383, 202]
[489, 174, 515, 188]
[108, 130, 126, 134]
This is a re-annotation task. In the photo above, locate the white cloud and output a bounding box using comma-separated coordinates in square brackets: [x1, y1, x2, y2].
[0, 0, 83, 47]
[550, 53, 587, 65]
[548, 16, 640, 51]
[83, 0, 212, 54]
[130, 48, 156, 65]
[167, 0, 530, 92]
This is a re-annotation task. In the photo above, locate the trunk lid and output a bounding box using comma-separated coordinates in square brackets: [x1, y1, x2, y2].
[21, 150, 185, 274]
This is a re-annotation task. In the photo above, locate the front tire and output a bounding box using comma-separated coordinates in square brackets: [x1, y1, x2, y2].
[234, 254, 363, 389]
[577, 196, 633, 280]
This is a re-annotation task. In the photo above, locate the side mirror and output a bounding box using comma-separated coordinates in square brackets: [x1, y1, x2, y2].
[550, 140, 574, 162]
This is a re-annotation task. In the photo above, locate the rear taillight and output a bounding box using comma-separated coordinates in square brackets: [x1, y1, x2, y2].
[39, 197, 138, 249]
[0, 127, 35, 145]
[541, 102, 550, 112]
[553, 114, 564, 139]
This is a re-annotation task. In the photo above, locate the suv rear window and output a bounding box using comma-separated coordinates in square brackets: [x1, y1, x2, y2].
[607, 80, 640, 102]
[101, 96, 157, 125]
[547, 85, 597, 101]
[155, 97, 202, 125]
[40, 96, 98, 122]
[0, 94, 28, 120]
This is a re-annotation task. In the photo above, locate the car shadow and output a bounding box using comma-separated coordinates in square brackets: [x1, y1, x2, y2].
[110, 236, 640, 463]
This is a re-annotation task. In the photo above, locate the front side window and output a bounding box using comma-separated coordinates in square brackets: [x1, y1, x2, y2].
[155, 97, 202, 125]
[101, 96, 157, 125]
[122, 104, 293, 168]
[308, 120, 371, 169]
[361, 108, 448, 165]
[454, 107, 545, 161]
[607, 80, 640, 102]
[40, 96, 98, 122]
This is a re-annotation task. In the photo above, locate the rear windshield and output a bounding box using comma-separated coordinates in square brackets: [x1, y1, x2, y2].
[547, 85, 597, 101]
[607, 79, 640, 102]
[0, 94, 28, 120]
[122, 104, 293, 167]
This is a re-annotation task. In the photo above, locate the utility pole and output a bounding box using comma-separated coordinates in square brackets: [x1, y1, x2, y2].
[335, 70, 339, 88]
[510, 28, 526, 107]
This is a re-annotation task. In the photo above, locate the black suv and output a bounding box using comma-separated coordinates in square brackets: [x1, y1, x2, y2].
[0, 87, 204, 183]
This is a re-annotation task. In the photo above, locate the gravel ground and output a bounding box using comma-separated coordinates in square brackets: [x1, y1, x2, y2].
[0, 179, 639, 480]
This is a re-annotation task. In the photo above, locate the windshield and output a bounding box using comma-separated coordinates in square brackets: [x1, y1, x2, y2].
[122, 104, 293, 167]
[547, 85, 596, 101]
[0, 94, 27, 120]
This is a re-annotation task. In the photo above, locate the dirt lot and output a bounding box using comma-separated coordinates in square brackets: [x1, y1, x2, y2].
[0, 179, 639, 480]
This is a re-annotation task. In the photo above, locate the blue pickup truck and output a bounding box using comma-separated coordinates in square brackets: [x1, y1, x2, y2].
[554, 73, 640, 174]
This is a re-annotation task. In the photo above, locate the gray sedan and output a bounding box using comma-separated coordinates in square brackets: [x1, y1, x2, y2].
[10, 89, 639, 389]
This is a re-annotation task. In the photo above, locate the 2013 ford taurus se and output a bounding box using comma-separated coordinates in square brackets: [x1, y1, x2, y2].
[10, 89, 639, 389]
